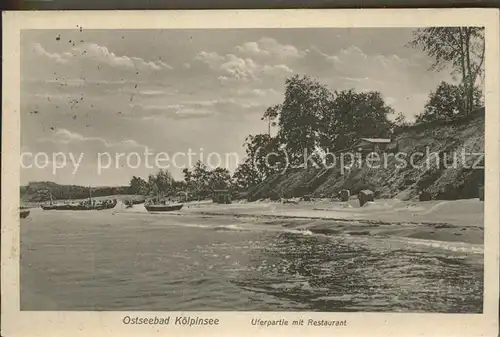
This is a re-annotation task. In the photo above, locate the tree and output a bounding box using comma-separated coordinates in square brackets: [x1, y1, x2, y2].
[407, 27, 485, 115]
[392, 112, 411, 133]
[155, 169, 174, 196]
[182, 168, 194, 193]
[231, 132, 285, 191]
[191, 161, 210, 199]
[232, 160, 261, 191]
[141, 169, 175, 197]
[416, 81, 483, 123]
[129, 176, 148, 195]
[319, 89, 394, 151]
[244, 133, 284, 180]
[208, 167, 232, 191]
[182, 168, 192, 185]
[261, 104, 281, 136]
[147, 173, 159, 196]
[278, 75, 334, 163]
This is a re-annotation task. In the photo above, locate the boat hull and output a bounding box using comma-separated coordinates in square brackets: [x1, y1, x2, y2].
[41, 204, 70, 211]
[145, 204, 183, 212]
[20, 210, 30, 219]
[41, 200, 117, 211]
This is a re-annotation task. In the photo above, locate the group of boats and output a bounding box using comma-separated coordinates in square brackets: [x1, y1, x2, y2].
[19, 189, 184, 218]
[41, 199, 118, 211]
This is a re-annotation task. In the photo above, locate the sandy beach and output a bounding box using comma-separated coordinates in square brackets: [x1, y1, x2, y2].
[28, 196, 484, 246]
[165, 198, 485, 245]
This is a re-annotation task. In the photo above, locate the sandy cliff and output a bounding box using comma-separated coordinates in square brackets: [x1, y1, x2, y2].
[249, 109, 485, 201]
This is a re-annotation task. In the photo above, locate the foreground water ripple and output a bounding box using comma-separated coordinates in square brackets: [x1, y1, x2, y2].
[21, 209, 483, 312]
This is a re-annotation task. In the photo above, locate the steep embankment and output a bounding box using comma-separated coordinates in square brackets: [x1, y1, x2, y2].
[249, 109, 484, 201]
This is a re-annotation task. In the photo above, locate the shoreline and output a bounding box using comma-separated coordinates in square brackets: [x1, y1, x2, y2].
[118, 198, 484, 246]
[187, 198, 483, 245]
[29, 197, 485, 246]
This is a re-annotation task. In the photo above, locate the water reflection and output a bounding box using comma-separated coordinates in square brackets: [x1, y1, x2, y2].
[21, 211, 483, 312]
[233, 232, 483, 312]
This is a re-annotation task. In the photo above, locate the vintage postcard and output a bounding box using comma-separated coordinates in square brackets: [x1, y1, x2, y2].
[2, 8, 499, 337]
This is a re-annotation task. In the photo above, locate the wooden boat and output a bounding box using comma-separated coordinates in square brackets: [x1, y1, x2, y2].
[20, 209, 30, 219]
[41, 203, 71, 210]
[41, 188, 117, 211]
[41, 192, 70, 210]
[144, 203, 183, 212]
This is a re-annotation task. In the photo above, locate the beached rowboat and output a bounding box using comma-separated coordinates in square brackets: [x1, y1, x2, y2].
[144, 204, 183, 212]
[20, 209, 30, 218]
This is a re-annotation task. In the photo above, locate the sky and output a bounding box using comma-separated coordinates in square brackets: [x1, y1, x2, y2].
[20, 28, 456, 186]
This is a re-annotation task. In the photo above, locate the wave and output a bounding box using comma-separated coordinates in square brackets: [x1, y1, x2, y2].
[146, 219, 483, 255]
[392, 237, 483, 254]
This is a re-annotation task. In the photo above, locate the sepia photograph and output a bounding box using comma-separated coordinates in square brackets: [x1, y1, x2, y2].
[2, 9, 499, 337]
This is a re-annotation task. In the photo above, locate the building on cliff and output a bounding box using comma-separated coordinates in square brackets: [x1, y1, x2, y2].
[351, 138, 398, 155]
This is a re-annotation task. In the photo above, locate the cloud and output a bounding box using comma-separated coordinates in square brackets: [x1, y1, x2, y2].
[32, 43, 68, 64]
[314, 45, 420, 83]
[138, 89, 171, 96]
[233, 87, 281, 98]
[139, 108, 215, 121]
[195, 51, 225, 68]
[297, 44, 455, 118]
[129, 96, 268, 122]
[32, 42, 172, 71]
[131, 103, 216, 120]
[220, 55, 258, 79]
[194, 51, 293, 80]
[262, 64, 293, 76]
[182, 98, 264, 110]
[41, 128, 147, 149]
[235, 37, 307, 59]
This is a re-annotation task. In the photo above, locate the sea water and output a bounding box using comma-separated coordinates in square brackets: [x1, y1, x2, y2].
[20, 208, 483, 312]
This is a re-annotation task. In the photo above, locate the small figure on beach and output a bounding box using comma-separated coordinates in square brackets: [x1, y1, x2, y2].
[339, 189, 350, 202]
[358, 189, 374, 207]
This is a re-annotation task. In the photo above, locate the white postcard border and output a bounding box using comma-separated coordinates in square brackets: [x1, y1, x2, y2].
[2, 9, 499, 337]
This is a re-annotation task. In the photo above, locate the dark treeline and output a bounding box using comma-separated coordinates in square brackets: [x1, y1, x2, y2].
[21, 181, 131, 202]
[128, 163, 232, 201]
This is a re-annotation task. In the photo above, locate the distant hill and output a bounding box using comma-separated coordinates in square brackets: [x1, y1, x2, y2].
[248, 108, 485, 201]
[20, 181, 132, 202]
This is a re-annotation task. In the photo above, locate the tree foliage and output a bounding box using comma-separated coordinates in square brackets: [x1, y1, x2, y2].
[129, 169, 175, 197]
[232, 75, 396, 190]
[319, 89, 394, 151]
[278, 75, 334, 163]
[407, 27, 485, 115]
[129, 176, 149, 195]
[232, 160, 261, 191]
[416, 81, 483, 123]
[181, 161, 233, 199]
